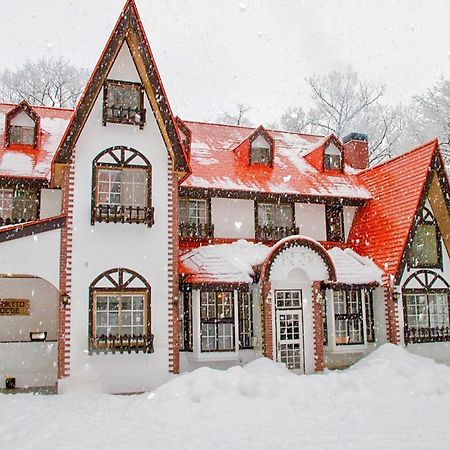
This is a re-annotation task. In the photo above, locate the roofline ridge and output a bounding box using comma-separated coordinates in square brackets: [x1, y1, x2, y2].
[181, 118, 325, 139]
[359, 138, 438, 174]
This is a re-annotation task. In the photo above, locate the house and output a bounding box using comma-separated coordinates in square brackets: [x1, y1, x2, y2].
[0, 0, 448, 393]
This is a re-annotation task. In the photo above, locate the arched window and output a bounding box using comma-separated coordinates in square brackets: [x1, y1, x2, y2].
[408, 206, 441, 268]
[89, 268, 153, 354]
[403, 270, 449, 344]
[91, 146, 154, 226]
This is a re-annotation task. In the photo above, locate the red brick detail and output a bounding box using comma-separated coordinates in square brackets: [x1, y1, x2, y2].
[383, 274, 399, 344]
[343, 139, 369, 170]
[58, 160, 75, 378]
[312, 281, 325, 372]
[262, 279, 273, 360]
[168, 159, 180, 373]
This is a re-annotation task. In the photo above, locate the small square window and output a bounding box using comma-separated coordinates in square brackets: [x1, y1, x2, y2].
[103, 80, 145, 127]
[10, 126, 35, 146]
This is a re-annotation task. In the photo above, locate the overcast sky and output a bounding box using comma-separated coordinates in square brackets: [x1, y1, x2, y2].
[1, 0, 450, 124]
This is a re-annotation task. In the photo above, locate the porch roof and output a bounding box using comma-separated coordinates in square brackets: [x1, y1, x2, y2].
[179, 239, 383, 286]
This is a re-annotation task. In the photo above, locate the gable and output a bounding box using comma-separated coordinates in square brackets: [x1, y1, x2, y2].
[55, 0, 189, 177]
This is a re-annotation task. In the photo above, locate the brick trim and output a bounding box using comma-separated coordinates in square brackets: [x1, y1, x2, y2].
[58, 159, 75, 378]
[312, 281, 325, 372]
[383, 274, 399, 344]
[262, 279, 273, 359]
[168, 158, 180, 373]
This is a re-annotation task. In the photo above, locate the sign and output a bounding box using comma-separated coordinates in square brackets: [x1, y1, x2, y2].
[0, 299, 30, 316]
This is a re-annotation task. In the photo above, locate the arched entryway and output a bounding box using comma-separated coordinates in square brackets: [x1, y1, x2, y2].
[260, 236, 336, 373]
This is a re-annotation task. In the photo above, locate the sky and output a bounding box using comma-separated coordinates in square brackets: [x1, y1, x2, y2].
[1, 0, 450, 125]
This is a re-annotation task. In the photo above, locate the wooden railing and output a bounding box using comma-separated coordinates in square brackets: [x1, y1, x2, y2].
[405, 326, 450, 344]
[255, 225, 299, 241]
[90, 333, 154, 354]
[94, 205, 154, 226]
[179, 222, 214, 239]
[105, 105, 146, 128]
[0, 217, 32, 227]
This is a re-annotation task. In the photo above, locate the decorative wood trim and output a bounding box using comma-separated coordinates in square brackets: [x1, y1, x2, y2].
[0, 215, 65, 243]
[325, 204, 345, 242]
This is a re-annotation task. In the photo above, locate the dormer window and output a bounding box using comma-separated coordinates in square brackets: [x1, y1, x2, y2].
[10, 126, 35, 146]
[324, 144, 343, 171]
[103, 80, 146, 128]
[250, 135, 272, 165]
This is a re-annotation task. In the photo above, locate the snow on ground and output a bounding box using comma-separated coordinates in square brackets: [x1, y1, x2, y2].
[1, 344, 450, 450]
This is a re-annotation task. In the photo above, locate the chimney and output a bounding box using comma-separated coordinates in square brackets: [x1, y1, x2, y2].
[342, 132, 369, 170]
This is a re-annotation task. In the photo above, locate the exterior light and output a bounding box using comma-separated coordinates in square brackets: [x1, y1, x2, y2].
[61, 293, 70, 307]
[30, 331, 47, 341]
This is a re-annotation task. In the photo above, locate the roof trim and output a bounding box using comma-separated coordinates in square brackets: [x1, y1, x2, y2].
[54, 0, 190, 176]
[0, 214, 65, 243]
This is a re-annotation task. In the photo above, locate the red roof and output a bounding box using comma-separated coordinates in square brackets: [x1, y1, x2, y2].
[180, 121, 371, 200]
[0, 103, 73, 180]
[347, 139, 438, 277]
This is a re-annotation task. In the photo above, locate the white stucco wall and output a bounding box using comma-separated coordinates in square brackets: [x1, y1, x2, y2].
[295, 203, 327, 241]
[211, 197, 255, 239]
[40, 189, 62, 218]
[0, 228, 61, 289]
[62, 42, 175, 393]
[343, 206, 357, 240]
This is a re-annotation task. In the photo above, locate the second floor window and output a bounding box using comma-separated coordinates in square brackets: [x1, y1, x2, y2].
[10, 126, 35, 146]
[0, 187, 38, 224]
[92, 147, 153, 226]
[179, 198, 213, 239]
[326, 204, 344, 242]
[256, 202, 296, 240]
[103, 80, 145, 128]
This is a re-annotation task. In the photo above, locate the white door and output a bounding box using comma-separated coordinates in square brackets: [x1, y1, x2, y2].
[275, 290, 304, 372]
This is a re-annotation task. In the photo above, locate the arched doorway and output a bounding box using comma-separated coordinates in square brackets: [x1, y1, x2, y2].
[260, 236, 336, 373]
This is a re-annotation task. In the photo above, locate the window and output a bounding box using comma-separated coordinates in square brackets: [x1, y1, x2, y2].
[333, 290, 364, 345]
[92, 147, 153, 226]
[10, 126, 35, 146]
[365, 290, 375, 343]
[326, 204, 344, 242]
[324, 144, 342, 171]
[408, 207, 441, 268]
[180, 289, 193, 351]
[403, 271, 449, 344]
[256, 202, 296, 240]
[89, 268, 153, 353]
[0, 187, 38, 224]
[200, 291, 235, 352]
[238, 292, 253, 349]
[250, 135, 272, 165]
[103, 80, 145, 127]
[179, 198, 213, 238]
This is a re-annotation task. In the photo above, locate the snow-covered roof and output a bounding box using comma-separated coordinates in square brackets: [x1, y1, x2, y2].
[180, 240, 383, 285]
[180, 121, 371, 200]
[0, 103, 73, 180]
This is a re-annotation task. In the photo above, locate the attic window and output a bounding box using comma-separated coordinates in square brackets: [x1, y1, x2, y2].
[10, 126, 35, 146]
[103, 80, 146, 128]
[324, 144, 342, 171]
[250, 135, 272, 165]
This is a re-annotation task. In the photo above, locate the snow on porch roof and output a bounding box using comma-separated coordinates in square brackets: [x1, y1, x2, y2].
[0, 103, 73, 180]
[180, 121, 371, 200]
[179, 240, 383, 285]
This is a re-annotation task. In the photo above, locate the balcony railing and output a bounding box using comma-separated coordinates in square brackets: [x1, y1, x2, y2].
[90, 333, 154, 354]
[0, 217, 31, 227]
[179, 222, 214, 239]
[94, 204, 154, 226]
[255, 225, 299, 241]
[405, 326, 450, 344]
[105, 105, 146, 129]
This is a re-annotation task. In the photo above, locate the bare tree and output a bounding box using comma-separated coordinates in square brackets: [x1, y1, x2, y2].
[280, 67, 404, 165]
[217, 103, 253, 126]
[280, 106, 312, 133]
[0, 57, 89, 108]
[402, 77, 450, 161]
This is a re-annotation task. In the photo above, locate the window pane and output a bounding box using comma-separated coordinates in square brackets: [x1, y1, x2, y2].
[0, 188, 13, 219]
[106, 82, 142, 123]
[10, 126, 35, 145]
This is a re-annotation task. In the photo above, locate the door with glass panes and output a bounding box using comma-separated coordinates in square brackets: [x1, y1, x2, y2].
[275, 290, 304, 372]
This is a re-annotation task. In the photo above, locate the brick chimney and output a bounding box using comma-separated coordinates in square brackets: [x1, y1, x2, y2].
[342, 132, 369, 170]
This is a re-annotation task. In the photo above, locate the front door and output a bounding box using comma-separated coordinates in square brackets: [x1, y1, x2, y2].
[275, 290, 304, 372]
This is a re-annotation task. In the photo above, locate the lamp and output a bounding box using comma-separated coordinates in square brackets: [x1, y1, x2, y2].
[30, 331, 47, 342]
[61, 293, 70, 308]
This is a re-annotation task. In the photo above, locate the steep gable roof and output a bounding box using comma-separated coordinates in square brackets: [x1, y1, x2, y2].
[347, 139, 439, 278]
[54, 0, 190, 176]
